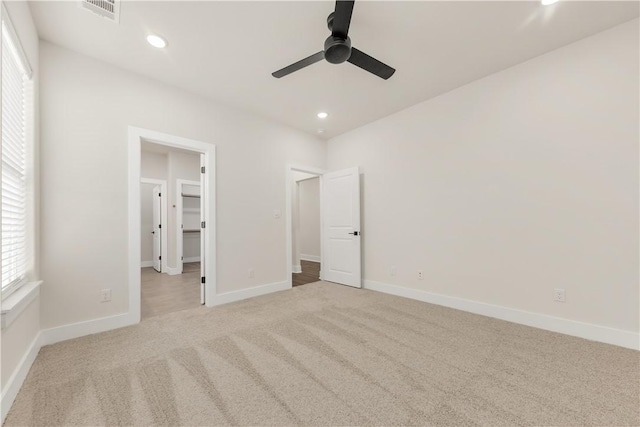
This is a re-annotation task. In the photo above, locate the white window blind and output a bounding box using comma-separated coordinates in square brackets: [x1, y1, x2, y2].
[1, 13, 31, 294]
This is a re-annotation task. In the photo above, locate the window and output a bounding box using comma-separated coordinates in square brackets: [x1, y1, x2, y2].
[1, 6, 32, 298]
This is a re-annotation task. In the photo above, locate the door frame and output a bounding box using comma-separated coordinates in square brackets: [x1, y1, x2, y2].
[285, 164, 326, 288]
[128, 126, 216, 324]
[141, 178, 168, 273]
[176, 179, 201, 274]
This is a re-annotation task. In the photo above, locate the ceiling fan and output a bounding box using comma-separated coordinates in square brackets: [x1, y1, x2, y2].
[272, 0, 396, 80]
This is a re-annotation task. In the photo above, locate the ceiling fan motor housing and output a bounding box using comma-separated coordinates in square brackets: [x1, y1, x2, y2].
[324, 35, 352, 64]
[272, 1, 396, 79]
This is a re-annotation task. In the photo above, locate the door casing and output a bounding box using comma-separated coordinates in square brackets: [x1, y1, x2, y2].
[128, 126, 216, 325]
[285, 164, 362, 289]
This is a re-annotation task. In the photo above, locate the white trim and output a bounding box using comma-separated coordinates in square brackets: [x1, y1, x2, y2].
[176, 179, 201, 274]
[295, 175, 319, 183]
[40, 313, 134, 347]
[1, 281, 41, 329]
[363, 280, 640, 351]
[300, 254, 321, 263]
[0, 4, 32, 78]
[140, 178, 168, 274]
[165, 267, 181, 276]
[0, 311, 137, 420]
[129, 127, 217, 325]
[141, 261, 154, 268]
[183, 256, 201, 263]
[292, 265, 302, 274]
[286, 164, 326, 288]
[211, 281, 289, 306]
[0, 331, 41, 424]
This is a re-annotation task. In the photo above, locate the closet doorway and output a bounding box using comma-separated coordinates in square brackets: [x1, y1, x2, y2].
[138, 140, 209, 319]
[288, 166, 324, 287]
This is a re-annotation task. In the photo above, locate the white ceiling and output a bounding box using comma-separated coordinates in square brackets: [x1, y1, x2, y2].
[29, 1, 639, 139]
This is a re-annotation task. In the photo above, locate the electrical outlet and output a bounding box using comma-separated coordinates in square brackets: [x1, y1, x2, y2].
[100, 289, 111, 303]
[554, 288, 566, 303]
[248, 268, 255, 278]
[418, 271, 424, 280]
[390, 266, 397, 277]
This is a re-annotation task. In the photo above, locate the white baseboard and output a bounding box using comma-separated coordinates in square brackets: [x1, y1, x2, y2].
[211, 280, 289, 307]
[166, 267, 181, 276]
[141, 260, 154, 268]
[0, 312, 137, 422]
[300, 254, 321, 263]
[292, 265, 302, 274]
[183, 256, 201, 263]
[1, 332, 42, 424]
[363, 280, 639, 351]
[40, 313, 136, 347]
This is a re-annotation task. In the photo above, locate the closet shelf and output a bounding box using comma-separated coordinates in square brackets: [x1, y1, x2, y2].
[183, 229, 201, 233]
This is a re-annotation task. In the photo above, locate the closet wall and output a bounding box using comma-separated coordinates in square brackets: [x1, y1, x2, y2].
[168, 152, 200, 267]
[181, 184, 201, 262]
[298, 177, 320, 261]
[291, 171, 321, 271]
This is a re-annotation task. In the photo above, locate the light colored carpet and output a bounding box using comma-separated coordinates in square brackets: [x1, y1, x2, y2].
[5, 281, 639, 426]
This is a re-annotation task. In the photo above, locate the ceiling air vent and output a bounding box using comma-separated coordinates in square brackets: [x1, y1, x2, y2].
[80, 0, 120, 23]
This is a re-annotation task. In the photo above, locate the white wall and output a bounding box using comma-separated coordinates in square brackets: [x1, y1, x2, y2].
[39, 42, 326, 330]
[298, 177, 320, 260]
[328, 20, 639, 335]
[1, 0, 40, 394]
[0, 298, 39, 388]
[141, 151, 167, 180]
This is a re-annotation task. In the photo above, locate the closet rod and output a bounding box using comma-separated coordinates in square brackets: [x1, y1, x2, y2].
[181, 194, 201, 198]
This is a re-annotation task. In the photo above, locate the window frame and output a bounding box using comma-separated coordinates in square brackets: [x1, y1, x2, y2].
[1, 3, 34, 301]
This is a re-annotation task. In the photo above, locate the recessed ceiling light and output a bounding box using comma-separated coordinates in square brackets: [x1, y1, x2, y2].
[541, 0, 559, 5]
[146, 34, 167, 49]
[317, 112, 328, 119]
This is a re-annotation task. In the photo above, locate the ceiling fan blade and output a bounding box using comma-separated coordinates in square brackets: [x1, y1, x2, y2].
[347, 47, 395, 80]
[332, 0, 355, 39]
[272, 52, 325, 78]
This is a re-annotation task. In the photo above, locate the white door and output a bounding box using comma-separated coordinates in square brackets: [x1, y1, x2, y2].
[322, 167, 361, 288]
[152, 185, 162, 272]
[200, 154, 206, 304]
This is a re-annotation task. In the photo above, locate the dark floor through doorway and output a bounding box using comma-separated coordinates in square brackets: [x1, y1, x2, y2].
[293, 260, 320, 287]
